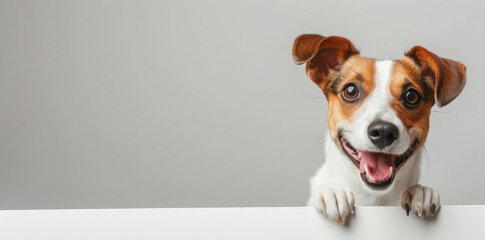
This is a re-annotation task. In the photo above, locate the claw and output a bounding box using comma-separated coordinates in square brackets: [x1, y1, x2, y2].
[321, 196, 328, 219]
[430, 204, 436, 216]
[420, 210, 426, 220]
[321, 209, 328, 220]
[336, 217, 341, 225]
[418, 209, 426, 220]
[342, 216, 347, 225]
[405, 203, 410, 216]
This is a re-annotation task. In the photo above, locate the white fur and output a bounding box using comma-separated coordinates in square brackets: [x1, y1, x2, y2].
[308, 60, 438, 223]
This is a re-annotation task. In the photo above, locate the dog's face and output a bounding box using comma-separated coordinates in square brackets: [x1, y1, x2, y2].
[293, 35, 466, 190]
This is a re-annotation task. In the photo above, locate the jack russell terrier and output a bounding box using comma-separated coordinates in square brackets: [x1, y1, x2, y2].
[293, 34, 466, 224]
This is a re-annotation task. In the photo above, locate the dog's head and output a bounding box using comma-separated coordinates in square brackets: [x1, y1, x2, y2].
[293, 34, 466, 190]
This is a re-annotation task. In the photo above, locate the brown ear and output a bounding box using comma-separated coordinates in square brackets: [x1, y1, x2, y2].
[405, 46, 466, 107]
[292, 34, 359, 92]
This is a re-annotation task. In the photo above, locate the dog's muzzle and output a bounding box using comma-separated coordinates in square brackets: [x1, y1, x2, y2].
[339, 134, 419, 190]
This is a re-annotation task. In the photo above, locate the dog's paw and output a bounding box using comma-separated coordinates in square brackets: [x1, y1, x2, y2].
[400, 184, 440, 220]
[311, 184, 355, 225]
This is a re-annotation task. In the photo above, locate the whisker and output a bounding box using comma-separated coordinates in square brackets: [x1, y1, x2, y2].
[311, 135, 326, 143]
[431, 110, 454, 114]
[303, 97, 327, 101]
[339, 129, 353, 134]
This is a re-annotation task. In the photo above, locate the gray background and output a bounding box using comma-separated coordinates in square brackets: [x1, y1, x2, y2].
[0, 0, 483, 209]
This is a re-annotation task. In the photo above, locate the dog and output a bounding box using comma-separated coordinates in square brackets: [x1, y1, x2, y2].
[292, 34, 466, 224]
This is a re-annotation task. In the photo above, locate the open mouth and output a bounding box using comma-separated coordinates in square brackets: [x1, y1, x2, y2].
[339, 136, 419, 190]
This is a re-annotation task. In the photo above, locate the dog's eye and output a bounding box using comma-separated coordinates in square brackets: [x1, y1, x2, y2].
[342, 83, 360, 102]
[404, 89, 420, 107]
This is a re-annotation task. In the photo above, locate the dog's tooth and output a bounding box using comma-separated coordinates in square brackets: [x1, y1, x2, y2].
[364, 164, 377, 183]
[385, 167, 393, 181]
[368, 174, 376, 183]
[357, 151, 362, 159]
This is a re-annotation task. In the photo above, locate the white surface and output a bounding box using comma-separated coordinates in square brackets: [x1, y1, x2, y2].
[0, 206, 484, 240]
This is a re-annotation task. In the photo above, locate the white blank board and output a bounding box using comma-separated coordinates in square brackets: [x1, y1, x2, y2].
[0, 206, 483, 240]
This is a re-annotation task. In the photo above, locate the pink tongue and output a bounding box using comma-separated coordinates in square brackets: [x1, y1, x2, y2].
[359, 152, 394, 180]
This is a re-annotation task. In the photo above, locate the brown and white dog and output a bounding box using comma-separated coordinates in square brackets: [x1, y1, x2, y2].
[293, 34, 466, 224]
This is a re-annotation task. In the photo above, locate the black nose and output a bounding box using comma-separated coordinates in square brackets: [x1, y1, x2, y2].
[367, 121, 399, 149]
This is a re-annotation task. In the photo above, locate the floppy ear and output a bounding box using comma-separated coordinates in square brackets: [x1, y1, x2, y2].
[405, 46, 466, 107]
[292, 34, 359, 93]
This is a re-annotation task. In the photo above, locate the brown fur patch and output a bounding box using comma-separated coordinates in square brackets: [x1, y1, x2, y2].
[390, 58, 433, 143]
[327, 55, 376, 138]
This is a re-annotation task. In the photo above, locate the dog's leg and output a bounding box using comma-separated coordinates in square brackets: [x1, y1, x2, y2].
[399, 184, 440, 219]
[310, 184, 355, 225]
